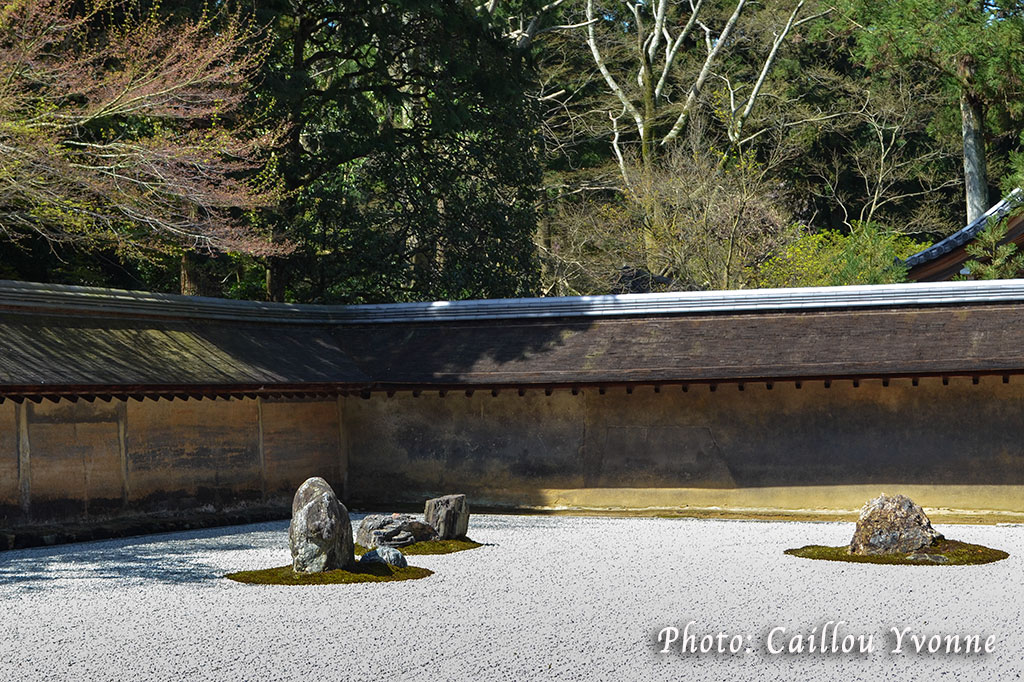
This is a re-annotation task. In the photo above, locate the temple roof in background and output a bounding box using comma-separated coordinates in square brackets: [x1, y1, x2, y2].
[904, 189, 1024, 281]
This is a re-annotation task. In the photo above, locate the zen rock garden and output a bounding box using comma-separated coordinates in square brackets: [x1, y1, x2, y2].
[226, 478, 479, 585]
[786, 493, 1008, 565]
[231, 483, 1011, 586]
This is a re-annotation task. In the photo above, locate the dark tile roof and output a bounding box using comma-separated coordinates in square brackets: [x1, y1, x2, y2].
[903, 189, 1023, 269]
[0, 312, 368, 390]
[3, 279, 1024, 396]
[332, 304, 1024, 386]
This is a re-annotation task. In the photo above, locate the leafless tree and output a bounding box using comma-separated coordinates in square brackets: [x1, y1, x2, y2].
[810, 75, 961, 235]
[581, 0, 830, 181]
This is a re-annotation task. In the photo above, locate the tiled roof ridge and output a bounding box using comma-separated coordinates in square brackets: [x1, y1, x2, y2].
[4, 278, 1024, 326]
[902, 188, 1024, 268]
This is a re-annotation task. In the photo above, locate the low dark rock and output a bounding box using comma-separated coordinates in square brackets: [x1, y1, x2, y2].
[356, 514, 439, 549]
[424, 494, 470, 540]
[289, 477, 355, 573]
[906, 553, 950, 564]
[849, 494, 943, 556]
[359, 546, 408, 568]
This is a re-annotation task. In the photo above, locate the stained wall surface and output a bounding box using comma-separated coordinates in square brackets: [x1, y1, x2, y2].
[0, 402, 18, 523]
[262, 399, 345, 500]
[345, 391, 586, 505]
[345, 377, 1024, 513]
[1, 397, 345, 527]
[28, 401, 122, 520]
[126, 398, 261, 509]
[5, 377, 1024, 527]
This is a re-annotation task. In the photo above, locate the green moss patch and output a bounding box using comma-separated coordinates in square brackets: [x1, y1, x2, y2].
[785, 538, 1008, 566]
[354, 538, 483, 556]
[225, 563, 433, 585]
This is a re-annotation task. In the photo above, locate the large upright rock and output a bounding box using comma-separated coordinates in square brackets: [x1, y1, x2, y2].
[356, 514, 438, 549]
[849, 494, 943, 556]
[424, 494, 470, 540]
[289, 477, 355, 573]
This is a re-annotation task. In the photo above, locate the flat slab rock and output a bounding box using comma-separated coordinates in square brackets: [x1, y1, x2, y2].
[849, 494, 943, 556]
[424, 494, 470, 540]
[356, 514, 438, 549]
[288, 477, 355, 573]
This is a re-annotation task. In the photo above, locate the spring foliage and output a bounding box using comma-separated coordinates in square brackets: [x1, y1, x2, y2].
[755, 223, 929, 288]
[0, 0, 280, 256]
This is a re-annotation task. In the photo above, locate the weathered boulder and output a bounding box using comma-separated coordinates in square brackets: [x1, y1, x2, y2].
[356, 513, 439, 549]
[849, 494, 943, 556]
[424, 494, 470, 540]
[288, 477, 355, 573]
[359, 546, 408, 568]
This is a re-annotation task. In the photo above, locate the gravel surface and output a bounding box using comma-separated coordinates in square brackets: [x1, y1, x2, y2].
[1, 513, 1021, 681]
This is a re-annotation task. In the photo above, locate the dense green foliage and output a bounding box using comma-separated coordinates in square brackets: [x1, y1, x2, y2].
[959, 210, 1024, 279]
[757, 224, 930, 288]
[253, 0, 541, 302]
[4, 0, 1024, 300]
[833, 0, 1024, 222]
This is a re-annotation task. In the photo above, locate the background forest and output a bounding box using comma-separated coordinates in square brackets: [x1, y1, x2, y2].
[2, 0, 1024, 302]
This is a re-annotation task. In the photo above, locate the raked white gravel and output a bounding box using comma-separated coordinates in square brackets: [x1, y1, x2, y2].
[0, 513, 1021, 681]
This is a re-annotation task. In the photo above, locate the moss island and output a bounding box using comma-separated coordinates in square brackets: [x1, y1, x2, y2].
[353, 538, 482, 556]
[225, 537, 482, 585]
[785, 538, 1008, 566]
[226, 563, 433, 585]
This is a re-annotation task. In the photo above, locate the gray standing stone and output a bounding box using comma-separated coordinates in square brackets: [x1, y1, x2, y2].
[359, 546, 408, 568]
[356, 513, 439, 549]
[424, 494, 470, 540]
[849, 494, 943, 556]
[288, 477, 355, 573]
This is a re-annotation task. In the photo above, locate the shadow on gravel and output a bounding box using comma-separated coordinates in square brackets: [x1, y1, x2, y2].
[0, 521, 291, 590]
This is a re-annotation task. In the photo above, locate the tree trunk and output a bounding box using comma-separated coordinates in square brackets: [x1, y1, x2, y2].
[959, 87, 989, 223]
[261, 11, 308, 305]
[265, 258, 286, 302]
[180, 251, 201, 296]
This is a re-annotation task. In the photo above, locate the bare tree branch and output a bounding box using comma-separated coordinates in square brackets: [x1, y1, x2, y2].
[661, 0, 748, 145]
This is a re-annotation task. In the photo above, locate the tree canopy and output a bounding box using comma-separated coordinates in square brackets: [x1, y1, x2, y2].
[0, 0, 277, 256]
[3, 0, 1024, 300]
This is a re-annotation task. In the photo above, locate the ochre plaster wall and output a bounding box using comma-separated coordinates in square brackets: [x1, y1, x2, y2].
[345, 377, 1024, 513]
[344, 391, 585, 506]
[261, 398, 345, 501]
[27, 401, 122, 520]
[126, 398, 261, 508]
[0, 396, 345, 527]
[4, 378, 1022, 526]
[0, 402, 18, 522]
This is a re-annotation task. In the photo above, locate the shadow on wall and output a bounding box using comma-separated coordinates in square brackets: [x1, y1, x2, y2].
[343, 376, 1024, 513]
[0, 313, 369, 387]
[332, 314, 602, 386]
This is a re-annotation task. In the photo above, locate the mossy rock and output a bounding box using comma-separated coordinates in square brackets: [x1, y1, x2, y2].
[785, 538, 1008, 566]
[354, 537, 483, 556]
[225, 563, 433, 585]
